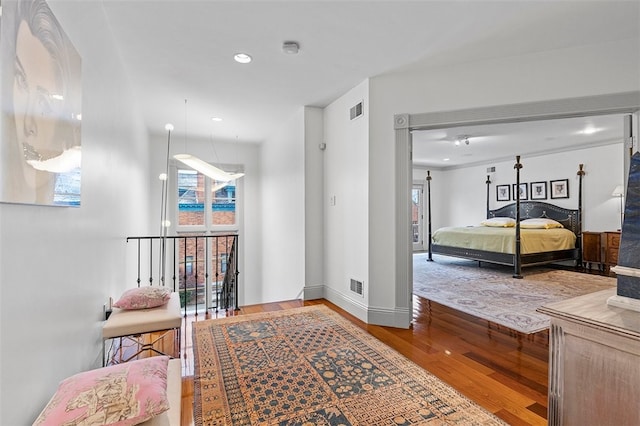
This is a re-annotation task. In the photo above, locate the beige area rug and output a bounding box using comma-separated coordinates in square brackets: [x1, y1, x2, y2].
[193, 305, 507, 425]
[413, 253, 616, 334]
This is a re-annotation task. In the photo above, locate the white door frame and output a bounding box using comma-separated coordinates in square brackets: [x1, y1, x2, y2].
[394, 91, 640, 327]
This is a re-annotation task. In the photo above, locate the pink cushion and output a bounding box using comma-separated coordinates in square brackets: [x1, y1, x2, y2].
[33, 356, 170, 426]
[113, 287, 171, 310]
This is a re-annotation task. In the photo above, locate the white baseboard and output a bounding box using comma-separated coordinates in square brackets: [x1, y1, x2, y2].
[303, 285, 324, 300]
[304, 284, 411, 329]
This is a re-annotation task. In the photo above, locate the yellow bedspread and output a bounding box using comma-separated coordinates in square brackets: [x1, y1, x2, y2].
[432, 226, 576, 254]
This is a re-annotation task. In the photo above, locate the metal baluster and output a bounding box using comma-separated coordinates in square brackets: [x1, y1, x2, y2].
[234, 235, 239, 311]
[149, 239, 154, 286]
[172, 238, 177, 292]
[182, 237, 187, 318]
[194, 236, 199, 317]
[215, 235, 220, 311]
[136, 239, 141, 287]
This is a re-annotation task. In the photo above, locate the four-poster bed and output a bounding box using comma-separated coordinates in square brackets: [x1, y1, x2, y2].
[426, 157, 584, 278]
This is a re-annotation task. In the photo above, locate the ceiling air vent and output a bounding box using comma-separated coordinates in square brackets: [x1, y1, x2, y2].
[350, 101, 363, 120]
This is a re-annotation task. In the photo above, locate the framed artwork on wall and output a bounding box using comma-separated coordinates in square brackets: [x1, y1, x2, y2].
[550, 179, 570, 199]
[0, 0, 82, 207]
[496, 184, 510, 201]
[513, 183, 528, 200]
[530, 181, 547, 200]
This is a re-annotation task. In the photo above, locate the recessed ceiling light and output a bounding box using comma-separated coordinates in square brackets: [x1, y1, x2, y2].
[578, 126, 602, 135]
[234, 53, 252, 64]
[443, 158, 450, 162]
[211, 117, 222, 122]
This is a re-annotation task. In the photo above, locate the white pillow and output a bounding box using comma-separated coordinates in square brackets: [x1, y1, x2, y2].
[520, 218, 564, 229]
[480, 217, 516, 227]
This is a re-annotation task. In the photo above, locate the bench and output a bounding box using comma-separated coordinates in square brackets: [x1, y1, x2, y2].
[103, 292, 182, 365]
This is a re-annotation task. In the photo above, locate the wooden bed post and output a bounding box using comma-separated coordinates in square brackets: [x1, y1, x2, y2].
[577, 164, 585, 267]
[513, 156, 523, 279]
[485, 174, 491, 219]
[426, 171, 433, 261]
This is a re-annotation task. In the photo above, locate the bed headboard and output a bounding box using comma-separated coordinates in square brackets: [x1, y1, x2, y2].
[488, 201, 580, 235]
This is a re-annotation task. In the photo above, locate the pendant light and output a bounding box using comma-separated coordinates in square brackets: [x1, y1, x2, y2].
[173, 154, 244, 182]
[172, 99, 244, 183]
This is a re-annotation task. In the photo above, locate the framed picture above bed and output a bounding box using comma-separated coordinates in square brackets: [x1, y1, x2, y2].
[530, 181, 547, 200]
[550, 179, 570, 199]
[496, 184, 510, 201]
[513, 183, 528, 200]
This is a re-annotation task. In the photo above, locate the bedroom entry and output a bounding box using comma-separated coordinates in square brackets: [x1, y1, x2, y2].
[393, 92, 640, 328]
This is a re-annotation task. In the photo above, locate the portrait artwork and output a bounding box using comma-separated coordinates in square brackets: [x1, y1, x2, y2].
[0, 0, 82, 206]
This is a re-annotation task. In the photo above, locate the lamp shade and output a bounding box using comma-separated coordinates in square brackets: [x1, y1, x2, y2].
[174, 154, 243, 182]
[612, 185, 625, 197]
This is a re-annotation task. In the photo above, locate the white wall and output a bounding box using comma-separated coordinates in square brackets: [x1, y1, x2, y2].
[323, 80, 370, 320]
[146, 132, 260, 306]
[259, 108, 306, 304]
[304, 107, 325, 291]
[0, 3, 152, 424]
[363, 39, 640, 315]
[420, 143, 624, 235]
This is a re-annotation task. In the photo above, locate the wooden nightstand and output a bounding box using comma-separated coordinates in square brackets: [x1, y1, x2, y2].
[582, 231, 603, 271]
[582, 231, 621, 273]
[603, 230, 621, 272]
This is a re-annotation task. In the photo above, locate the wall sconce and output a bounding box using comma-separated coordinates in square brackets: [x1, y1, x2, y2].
[612, 185, 624, 230]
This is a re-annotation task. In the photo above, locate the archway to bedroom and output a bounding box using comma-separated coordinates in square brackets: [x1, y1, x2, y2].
[393, 91, 640, 329]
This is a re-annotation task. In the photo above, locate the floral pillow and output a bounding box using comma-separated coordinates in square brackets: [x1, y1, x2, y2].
[113, 287, 172, 310]
[33, 356, 170, 426]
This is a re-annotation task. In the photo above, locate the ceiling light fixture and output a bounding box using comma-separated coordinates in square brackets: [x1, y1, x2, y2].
[174, 154, 244, 182]
[211, 117, 223, 122]
[455, 135, 470, 146]
[234, 53, 252, 63]
[172, 99, 245, 184]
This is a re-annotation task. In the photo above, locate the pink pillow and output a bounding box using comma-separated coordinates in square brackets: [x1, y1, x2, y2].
[113, 287, 171, 310]
[33, 356, 170, 426]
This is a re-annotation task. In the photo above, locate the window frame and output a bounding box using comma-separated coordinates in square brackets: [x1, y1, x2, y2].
[173, 164, 240, 234]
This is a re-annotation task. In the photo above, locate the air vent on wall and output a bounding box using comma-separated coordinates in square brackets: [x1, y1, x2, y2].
[350, 278, 364, 295]
[487, 166, 496, 173]
[350, 102, 363, 120]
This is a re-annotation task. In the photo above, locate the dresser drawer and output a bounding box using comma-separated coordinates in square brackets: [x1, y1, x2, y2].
[600, 231, 621, 272]
[607, 232, 621, 248]
[606, 247, 619, 265]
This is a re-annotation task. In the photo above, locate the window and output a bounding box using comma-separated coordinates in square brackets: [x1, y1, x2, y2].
[173, 164, 241, 312]
[176, 168, 238, 230]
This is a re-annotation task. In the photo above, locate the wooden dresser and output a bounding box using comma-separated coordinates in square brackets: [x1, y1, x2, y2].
[603, 231, 621, 271]
[581, 231, 621, 272]
[538, 289, 640, 425]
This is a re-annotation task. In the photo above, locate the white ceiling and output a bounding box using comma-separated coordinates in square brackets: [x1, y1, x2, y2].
[98, 1, 639, 146]
[412, 113, 627, 169]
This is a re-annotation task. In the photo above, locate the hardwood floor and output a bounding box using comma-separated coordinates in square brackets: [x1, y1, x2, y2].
[176, 296, 549, 425]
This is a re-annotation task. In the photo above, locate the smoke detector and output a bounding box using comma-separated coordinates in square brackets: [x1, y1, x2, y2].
[282, 41, 299, 54]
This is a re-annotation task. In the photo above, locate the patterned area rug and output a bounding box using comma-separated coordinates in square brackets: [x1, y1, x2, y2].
[193, 305, 506, 425]
[414, 253, 616, 333]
